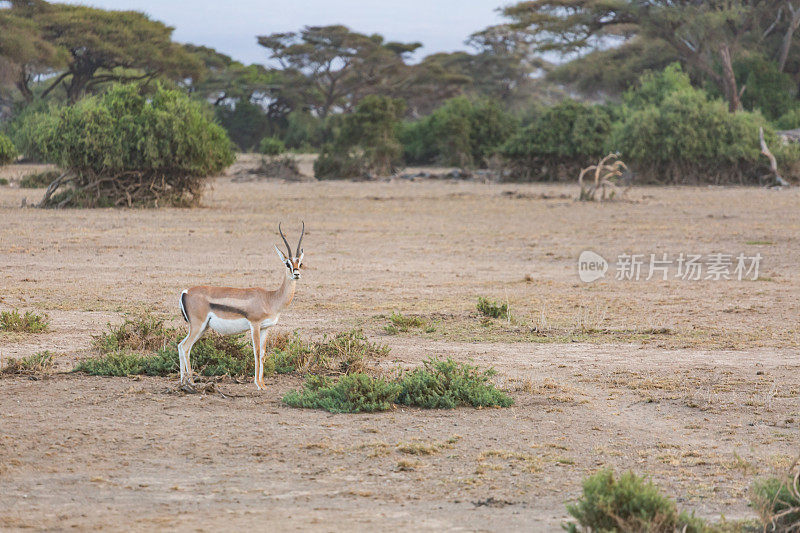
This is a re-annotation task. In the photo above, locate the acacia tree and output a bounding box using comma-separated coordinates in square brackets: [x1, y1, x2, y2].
[6, 1, 200, 103]
[257, 25, 416, 118]
[503, 1, 796, 112]
[0, 9, 63, 103]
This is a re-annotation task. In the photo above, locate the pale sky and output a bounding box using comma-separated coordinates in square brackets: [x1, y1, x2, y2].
[55, 0, 508, 64]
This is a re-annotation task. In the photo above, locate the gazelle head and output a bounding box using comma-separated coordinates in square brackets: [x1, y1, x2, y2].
[274, 221, 304, 280]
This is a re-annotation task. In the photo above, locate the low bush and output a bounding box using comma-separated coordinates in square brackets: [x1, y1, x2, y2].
[384, 311, 434, 334]
[477, 297, 508, 319]
[400, 97, 516, 168]
[752, 466, 800, 532]
[313, 143, 365, 179]
[0, 178, 8, 186]
[258, 136, 285, 156]
[33, 83, 235, 207]
[0, 310, 48, 333]
[282, 374, 402, 413]
[775, 107, 800, 130]
[19, 170, 61, 189]
[1, 351, 55, 374]
[397, 357, 513, 409]
[283, 357, 513, 413]
[0, 133, 17, 165]
[564, 469, 706, 533]
[499, 99, 611, 181]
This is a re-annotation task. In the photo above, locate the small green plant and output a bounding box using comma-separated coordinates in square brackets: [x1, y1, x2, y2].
[564, 469, 705, 533]
[93, 314, 175, 353]
[1, 351, 55, 374]
[258, 136, 286, 156]
[384, 312, 433, 334]
[282, 373, 402, 413]
[397, 357, 513, 409]
[752, 462, 800, 532]
[0, 133, 17, 165]
[0, 178, 9, 186]
[19, 170, 60, 189]
[477, 297, 509, 319]
[0, 310, 49, 333]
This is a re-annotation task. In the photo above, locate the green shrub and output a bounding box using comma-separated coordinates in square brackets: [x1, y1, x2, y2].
[384, 311, 433, 334]
[258, 136, 285, 156]
[0, 133, 17, 165]
[752, 472, 800, 532]
[5, 100, 62, 163]
[397, 357, 513, 409]
[0, 178, 8, 186]
[400, 97, 516, 168]
[564, 469, 706, 533]
[283, 110, 325, 151]
[93, 314, 175, 354]
[500, 99, 611, 180]
[282, 373, 402, 413]
[19, 170, 61, 189]
[0, 310, 48, 333]
[735, 56, 797, 121]
[607, 64, 794, 184]
[476, 297, 508, 319]
[313, 143, 365, 179]
[1, 351, 55, 374]
[314, 95, 406, 178]
[34, 83, 235, 207]
[775, 107, 800, 130]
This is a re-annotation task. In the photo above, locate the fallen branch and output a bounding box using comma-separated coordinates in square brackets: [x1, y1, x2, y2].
[759, 127, 789, 187]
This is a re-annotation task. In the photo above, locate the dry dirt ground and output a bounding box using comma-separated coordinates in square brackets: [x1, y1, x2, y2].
[0, 160, 798, 531]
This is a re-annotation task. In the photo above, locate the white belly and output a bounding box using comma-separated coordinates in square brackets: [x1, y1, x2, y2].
[207, 313, 251, 335]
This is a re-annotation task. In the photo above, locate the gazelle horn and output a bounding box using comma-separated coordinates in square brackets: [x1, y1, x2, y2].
[296, 221, 305, 256]
[278, 222, 292, 258]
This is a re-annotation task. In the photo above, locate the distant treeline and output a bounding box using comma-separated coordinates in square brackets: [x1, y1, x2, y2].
[2, 1, 800, 183]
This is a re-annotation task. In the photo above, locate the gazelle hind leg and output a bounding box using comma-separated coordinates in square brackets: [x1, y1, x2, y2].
[179, 318, 208, 386]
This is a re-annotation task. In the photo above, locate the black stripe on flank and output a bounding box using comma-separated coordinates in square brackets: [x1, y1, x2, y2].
[209, 302, 247, 317]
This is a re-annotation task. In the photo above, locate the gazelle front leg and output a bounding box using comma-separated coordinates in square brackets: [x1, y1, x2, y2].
[250, 323, 265, 390]
[259, 327, 271, 388]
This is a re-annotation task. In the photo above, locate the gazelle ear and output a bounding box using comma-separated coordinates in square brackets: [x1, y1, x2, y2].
[298, 251, 304, 263]
[274, 244, 287, 262]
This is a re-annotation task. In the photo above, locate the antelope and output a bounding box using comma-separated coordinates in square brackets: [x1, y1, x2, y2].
[177, 222, 304, 390]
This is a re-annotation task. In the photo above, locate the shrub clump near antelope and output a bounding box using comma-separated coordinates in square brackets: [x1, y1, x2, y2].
[32, 83, 234, 208]
[0, 310, 49, 333]
[397, 357, 513, 409]
[282, 357, 513, 413]
[564, 469, 705, 533]
[282, 374, 402, 413]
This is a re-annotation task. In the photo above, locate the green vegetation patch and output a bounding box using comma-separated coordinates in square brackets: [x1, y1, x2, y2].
[0, 133, 17, 165]
[282, 374, 402, 413]
[384, 311, 435, 334]
[564, 469, 706, 533]
[1, 351, 55, 375]
[477, 297, 509, 319]
[0, 310, 49, 333]
[283, 357, 513, 413]
[752, 470, 800, 532]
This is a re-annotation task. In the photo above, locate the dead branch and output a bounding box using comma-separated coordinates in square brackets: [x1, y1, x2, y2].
[759, 127, 789, 187]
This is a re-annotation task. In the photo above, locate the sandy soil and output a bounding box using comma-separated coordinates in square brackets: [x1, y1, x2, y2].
[0, 161, 798, 531]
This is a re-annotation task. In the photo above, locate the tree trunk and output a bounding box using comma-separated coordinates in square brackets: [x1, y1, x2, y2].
[779, 3, 800, 72]
[15, 67, 33, 103]
[719, 45, 742, 112]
